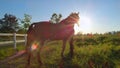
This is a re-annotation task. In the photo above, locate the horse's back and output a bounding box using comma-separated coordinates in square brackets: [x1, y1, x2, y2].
[27, 21, 60, 39]
[27, 21, 74, 40]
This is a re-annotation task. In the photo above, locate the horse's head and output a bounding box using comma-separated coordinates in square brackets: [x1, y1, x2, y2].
[62, 12, 80, 26]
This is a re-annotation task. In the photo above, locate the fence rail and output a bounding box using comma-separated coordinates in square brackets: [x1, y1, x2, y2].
[0, 33, 27, 49]
[0, 33, 26, 36]
[0, 40, 25, 45]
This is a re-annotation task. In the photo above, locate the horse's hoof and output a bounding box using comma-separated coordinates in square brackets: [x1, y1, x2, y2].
[25, 64, 30, 68]
[38, 60, 43, 65]
[38, 61, 43, 68]
[39, 62, 43, 65]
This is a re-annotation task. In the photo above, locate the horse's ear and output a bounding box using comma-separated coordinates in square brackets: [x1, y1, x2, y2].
[72, 12, 73, 14]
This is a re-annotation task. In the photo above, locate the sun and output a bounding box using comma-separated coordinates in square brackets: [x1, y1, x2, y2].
[74, 16, 92, 34]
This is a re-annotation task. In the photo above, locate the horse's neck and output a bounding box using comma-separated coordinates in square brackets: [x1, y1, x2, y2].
[60, 18, 68, 24]
[60, 18, 75, 25]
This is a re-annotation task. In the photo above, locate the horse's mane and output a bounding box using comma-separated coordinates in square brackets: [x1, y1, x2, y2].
[60, 13, 79, 25]
[31, 12, 79, 27]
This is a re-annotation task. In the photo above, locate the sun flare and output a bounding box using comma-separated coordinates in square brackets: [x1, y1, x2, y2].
[74, 16, 92, 34]
[31, 42, 39, 51]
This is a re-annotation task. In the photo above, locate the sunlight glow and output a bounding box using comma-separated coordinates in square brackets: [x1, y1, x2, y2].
[31, 43, 38, 51]
[74, 16, 92, 34]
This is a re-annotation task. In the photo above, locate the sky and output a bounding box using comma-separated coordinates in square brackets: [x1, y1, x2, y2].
[0, 0, 120, 34]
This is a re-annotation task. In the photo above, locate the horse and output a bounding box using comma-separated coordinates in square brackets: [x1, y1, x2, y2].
[26, 12, 80, 66]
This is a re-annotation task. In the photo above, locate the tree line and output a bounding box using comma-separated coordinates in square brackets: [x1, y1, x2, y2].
[0, 13, 62, 33]
[0, 13, 32, 33]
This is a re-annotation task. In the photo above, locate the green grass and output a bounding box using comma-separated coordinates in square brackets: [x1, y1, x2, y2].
[0, 43, 25, 60]
[0, 40, 120, 68]
[73, 45, 120, 68]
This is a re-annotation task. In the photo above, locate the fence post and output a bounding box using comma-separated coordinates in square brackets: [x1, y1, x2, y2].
[13, 33, 16, 49]
[25, 34, 27, 46]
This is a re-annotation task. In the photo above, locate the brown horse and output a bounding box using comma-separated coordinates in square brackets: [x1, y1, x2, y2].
[26, 12, 80, 66]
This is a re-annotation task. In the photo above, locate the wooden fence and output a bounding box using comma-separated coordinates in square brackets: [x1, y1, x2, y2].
[0, 33, 27, 49]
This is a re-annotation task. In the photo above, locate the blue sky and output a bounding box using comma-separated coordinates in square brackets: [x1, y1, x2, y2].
[0, 0, 120, 33]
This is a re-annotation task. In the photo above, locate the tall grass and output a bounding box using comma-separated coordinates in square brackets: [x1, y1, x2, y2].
[0, 36, 120, 68]
[72, 45, 120, 68]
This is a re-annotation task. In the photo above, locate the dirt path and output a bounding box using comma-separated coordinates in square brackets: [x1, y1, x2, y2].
[0, 50, 26, 68]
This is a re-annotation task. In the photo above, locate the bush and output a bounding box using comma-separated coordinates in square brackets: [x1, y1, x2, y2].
[72, 45, 120, 68]
[75, 34, 120, 46]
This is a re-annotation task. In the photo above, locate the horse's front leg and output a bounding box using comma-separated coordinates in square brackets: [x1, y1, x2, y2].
[37, 40, 44, 65]
[69, 37, 74, 57]
[61, 40, 67, 58]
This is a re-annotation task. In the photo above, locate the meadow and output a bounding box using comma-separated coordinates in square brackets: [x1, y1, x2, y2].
[0, 33, 120, 68]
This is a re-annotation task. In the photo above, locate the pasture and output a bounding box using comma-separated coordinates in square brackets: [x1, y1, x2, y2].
[0, 0, 120, 68]
[0, 34, 120, 68]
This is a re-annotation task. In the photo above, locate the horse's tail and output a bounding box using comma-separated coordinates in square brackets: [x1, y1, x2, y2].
[27, 23, 36, 34]
[26, 23, 36, 50]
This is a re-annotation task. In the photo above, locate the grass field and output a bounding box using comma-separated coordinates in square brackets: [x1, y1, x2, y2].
[0, 43, 25, 60]
[0, 35, 120, 68]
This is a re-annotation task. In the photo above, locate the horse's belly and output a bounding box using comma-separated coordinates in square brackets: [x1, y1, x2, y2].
[36, 26, 74, 40]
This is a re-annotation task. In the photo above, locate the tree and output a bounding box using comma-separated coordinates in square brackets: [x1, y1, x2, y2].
[49, 13, 62, 24]
[0, 14, 19, 33]
[19, 14, 32, 33]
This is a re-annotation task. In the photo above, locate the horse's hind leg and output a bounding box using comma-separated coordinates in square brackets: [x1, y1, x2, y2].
[26, 50, 31, 66]
[25, 34, 33, 67]
[37, 40, 44, 65]
[25, 42, 32, 68]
